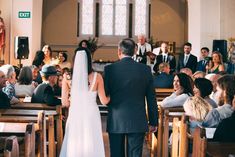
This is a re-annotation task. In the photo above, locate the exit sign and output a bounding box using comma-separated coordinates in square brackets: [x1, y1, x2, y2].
[18, 11, 31, 18]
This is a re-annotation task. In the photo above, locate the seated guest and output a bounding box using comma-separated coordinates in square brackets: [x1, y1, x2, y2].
[161, 73, 194, 108]
[192, 71, 206, 80]
[0, 70, 10, 108]
[58, 52, 71, 69]
[183, 96, 212, 133]
[54, 74, 63, 96]
[153, 62, 173, 88]
[205, 73, 221, 105]
[0, 64, 19, 104]
[193, 78, 217, 108]
[31, 65, 61, 106]
[32, 50, 45, 84]
[15, 66, 36, 97]
[213, 95, 235, 142]
[202, 75, 235, 127]
[30, 65, 41, 85]
[180, 68, 193, 77]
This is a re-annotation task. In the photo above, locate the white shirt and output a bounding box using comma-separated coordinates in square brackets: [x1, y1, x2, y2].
[162, 53, 168, 62]
[184, 54, 190, 65]
[137, 42, 152, 55]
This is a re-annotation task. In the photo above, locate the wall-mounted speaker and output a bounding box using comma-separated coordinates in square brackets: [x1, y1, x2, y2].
[212, 40, 227, 62]
[14, 36, 29, 59]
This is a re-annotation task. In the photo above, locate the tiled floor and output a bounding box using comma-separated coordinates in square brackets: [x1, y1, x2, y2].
[101, 116, 150, 157]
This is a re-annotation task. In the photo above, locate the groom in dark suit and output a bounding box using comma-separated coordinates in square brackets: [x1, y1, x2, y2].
[177, 42, 198, 73]
[104, 38, 158, 157]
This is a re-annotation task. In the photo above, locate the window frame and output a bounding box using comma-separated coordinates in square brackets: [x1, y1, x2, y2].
[77, 0, 151, 45]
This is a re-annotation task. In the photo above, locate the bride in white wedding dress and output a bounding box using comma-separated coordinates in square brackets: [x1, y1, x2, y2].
[60, 48, 110, 157]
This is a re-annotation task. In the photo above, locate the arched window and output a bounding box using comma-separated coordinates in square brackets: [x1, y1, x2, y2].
[78, 0, 150, 44]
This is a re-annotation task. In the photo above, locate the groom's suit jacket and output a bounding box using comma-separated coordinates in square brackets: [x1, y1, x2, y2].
[104, 57, 158, 133]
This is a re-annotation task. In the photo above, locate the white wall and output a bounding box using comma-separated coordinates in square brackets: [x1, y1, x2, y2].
[10, 0, 43, 66]
[188, 0, 235, 60]
[0, 0, 43, 66]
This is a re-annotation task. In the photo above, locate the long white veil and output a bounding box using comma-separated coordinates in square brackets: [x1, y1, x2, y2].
[60, 50, 89, 156]
[69, 50, 88, 114]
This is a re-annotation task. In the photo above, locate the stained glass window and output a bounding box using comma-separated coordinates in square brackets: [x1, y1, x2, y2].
[135, 0, 147, 36]
[81, 0, 94, 35]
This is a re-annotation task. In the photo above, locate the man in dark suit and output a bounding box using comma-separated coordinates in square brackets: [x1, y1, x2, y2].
[31, 65, 61, 106]
[153, 42, 176, 74]
[196, 47, 210, 72]
[153, 62, 174, 88]
[104, 38, 158, 157]
[177, 42, 198, 73]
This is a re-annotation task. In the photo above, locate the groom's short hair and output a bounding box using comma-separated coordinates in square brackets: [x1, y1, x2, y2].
[118, 38, 136, 56]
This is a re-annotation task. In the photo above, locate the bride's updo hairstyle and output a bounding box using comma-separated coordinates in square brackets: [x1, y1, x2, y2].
[72, 47, 93, 75]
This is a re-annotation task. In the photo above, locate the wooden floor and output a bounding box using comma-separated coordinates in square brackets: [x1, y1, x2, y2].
[101, 116, 150, 157]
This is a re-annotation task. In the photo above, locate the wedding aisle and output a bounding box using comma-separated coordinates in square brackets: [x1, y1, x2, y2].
[101, 116, 150, 157]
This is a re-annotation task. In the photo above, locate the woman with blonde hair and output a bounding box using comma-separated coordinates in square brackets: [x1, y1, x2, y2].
[183, 96, 212, 132]
[206, 51, 225, 74]
[184, 96, 212, 121]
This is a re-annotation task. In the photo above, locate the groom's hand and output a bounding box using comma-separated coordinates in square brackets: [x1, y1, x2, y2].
[149, 125, 158, 133]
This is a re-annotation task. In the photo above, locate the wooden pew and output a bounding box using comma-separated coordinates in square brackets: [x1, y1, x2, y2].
[151, 105, 184, 157]
[0, 109, 57, 157]
[171, 115, 189, 157]
[0, 112, 45, 157]
[4, 136, 19, 157]
[192, 127, 235, 157]
[155, 88, 174, 101]
[11, 103, 63, 156]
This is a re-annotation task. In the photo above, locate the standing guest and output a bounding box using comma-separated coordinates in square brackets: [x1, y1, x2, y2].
[104, 38, 158, 157]
[133, 34, 152, 65]
[202, 75, 235, 127]
[213, 95, 235, 142]
[196, 47, 210, 72]
[58, 52, 71, 69]
[193, 78, 217, 108]
[31, 65, 61, 106]
[0, 64, 19, 104]
[42, 45, 53, 65]
[177, 42, 198, 73]
[0, 70, 10, 108]
[206, 51, 225, 74]
[61, 70, 71, 108]
[153, 42, 176, 74]
[15, 66, 36, 97]
[153, 62, 174, 88]
[161, 73, 194, 108]
[78, 39, 90, 49]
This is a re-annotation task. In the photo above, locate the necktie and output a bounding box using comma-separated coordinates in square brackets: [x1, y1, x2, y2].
[203, 60, 206, 66]
[163, 56, 166, 62]
[184, 56, 188, 66]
